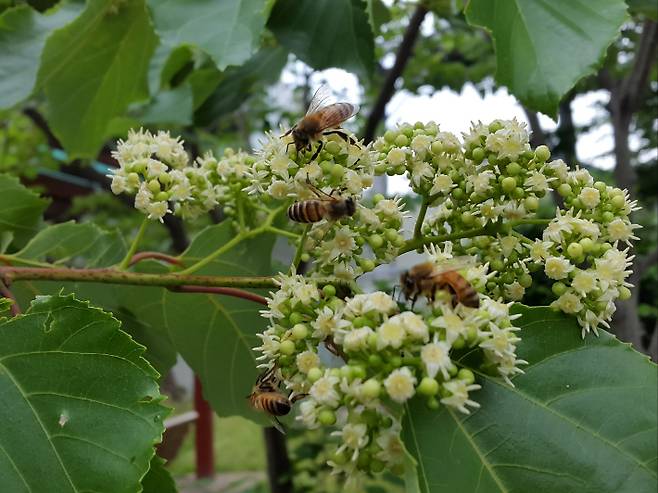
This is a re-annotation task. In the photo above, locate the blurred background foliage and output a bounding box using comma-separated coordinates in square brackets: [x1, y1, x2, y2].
[0, 0, 656, 491]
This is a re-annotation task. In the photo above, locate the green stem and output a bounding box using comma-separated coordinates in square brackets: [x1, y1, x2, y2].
[0, 266, 350, 291]
[178, 232, 247, 275]
[267, 227, 301, 240]
[290, 224, 311, 273]
[119, 218, 149, 270]
[413, 196, 430, 240]
[236, 195, 246, 232]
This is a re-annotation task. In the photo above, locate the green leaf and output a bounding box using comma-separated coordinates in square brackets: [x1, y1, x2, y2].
[626, 0, 658, 19]
[141, 455, 177, 493]
[0, 298, 12, 319]
[195, 45, 287, 123]
[0, 174, 48, 245]
[365, 0, 391, 34]
[38, 0, 157, 158]
[147, 0, 270, 71]
[14, 221, 127, 267]
[402, 306, 657, 493]
[0, 294, 169, 493]
[0, 4, 80, 110]
[162, 223, 276, 420]
[466, 0, 628, 116]
[136, 84, 194, 125]
[268, 0, 375, 78]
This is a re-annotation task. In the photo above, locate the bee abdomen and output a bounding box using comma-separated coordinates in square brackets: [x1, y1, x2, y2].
[460, 288, 480, 308]
[264, 398, 291, 416]
[287, 201, 324, 223]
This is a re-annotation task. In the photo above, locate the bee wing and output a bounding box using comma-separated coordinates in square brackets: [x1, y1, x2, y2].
[432, 256, 477, 275]
[306, 84, 333, 116]
[271, 416, 287, 435]
[315, 103, 359, 131]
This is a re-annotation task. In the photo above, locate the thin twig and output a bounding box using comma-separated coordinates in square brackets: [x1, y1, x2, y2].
[169, 285, 267, 305]
[129, 251, 183, 266]
[362, 5, 429, 143]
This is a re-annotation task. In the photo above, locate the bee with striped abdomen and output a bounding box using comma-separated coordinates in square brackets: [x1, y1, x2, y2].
[287, 182, 356, 223]
[282, 85, 359, 161]
[247, 366, 305, 434]
[400, 257, 480, 309]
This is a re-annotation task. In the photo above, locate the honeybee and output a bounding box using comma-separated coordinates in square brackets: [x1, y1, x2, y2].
[247, 366, 304, 434]
[400, 257, 480, 309]
[283, 85, 359, 161]
[287, 182, 356, 223]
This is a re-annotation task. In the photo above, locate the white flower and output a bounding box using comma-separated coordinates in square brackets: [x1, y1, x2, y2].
[499, 235, 521, 257]
[384, 367, 417, 403]
[570, 168, 594, 186]
[572, 270, 597, 295]
[312, 306, 345, 338]
[440, 379, 481, 414]
[606, 218, 639, 243]
[343, 327, 374, 352]
[396, 312, 429, 342]
[410, 161, 434, 187]
[309, 373, 340, 407]
[544, 256, 574, 280]
[524, 171, 552, 193]
[333, 423, 369, 461]
[357, 206, 381, 227]
[296, 351, 320, 374]
[296, 282, 320, 305]
[270, 155, 292, 180]
[134, 184, 152, 212]
[505, 281, 525, 301]
[375, 428, 405, 466]
[431, 310, 467, 344]
[429, 173, 454, 195]
[479, 323, 520, 359]
[543, 209, 573, 242]
[377, 318, 406, 349]
[469, 170, 495, 195]
[547, 159, 569, 182]
[375, 198, 404, 220]
[327, 227, 356, 260]
[146, 201, 170, 222]
[387, 147, 407, 166]
[268, 180, 290, 199]
[253, 331, 280, 359]
[297, 400, 318, 428]
[110, 174, 127, 194]
[146, 158, 168, 177]
[529, 240, 553, 261]
[421, 336, 452, 379]
[578, 187, 600, 208]
[551, 291, 584, 314]
[363, 291, 398, 314]
[411, 134, 432, 154]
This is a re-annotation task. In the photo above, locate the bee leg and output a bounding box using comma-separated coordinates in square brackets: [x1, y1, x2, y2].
[281, 125, 295, 138]
[271, 416, 286, 435]
[290, 393, 308, 404]
[310, 140, 324, 161]
[410, 294, 418, 309]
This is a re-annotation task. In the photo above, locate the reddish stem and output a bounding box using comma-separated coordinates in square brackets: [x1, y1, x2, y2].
[129, 251, 182, 266]
[0, 280, 21, 316]
[170, 285, 267, 305]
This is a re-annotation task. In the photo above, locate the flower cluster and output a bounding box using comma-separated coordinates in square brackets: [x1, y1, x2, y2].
[254, 267, 525, 479]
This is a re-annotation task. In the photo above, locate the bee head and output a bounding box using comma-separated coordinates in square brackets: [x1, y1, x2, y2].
[400, 271, 414, 297]
[345, 197, 356, 216]
[292, 128, 308, 151]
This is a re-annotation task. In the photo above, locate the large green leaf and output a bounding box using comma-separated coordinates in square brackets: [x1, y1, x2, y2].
[627, 0, 658, 19]
[141, 456, 177, 493]
[195, 45, 287, 124]
[402, 306, 657, 493]
[268, 0, 375, 78]
[0, 294, 169, 493]
[0, 4, 80, 110]
[0, 174, 48, 245]
[38, 0, 157, 158]
[0, 298, 11, 319]
[161, 223, 276, 421]
[147, 0, 270, 71]
[466, 0, 628, 116]
[14, 221, 127, 267]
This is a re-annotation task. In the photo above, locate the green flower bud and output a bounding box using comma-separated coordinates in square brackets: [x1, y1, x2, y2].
[360, 259, 375, 272]
[461, 211, 475, 225]
[390, 356, 402, 368]
[155, 191, 169, 202]
[501, 176, 516, 193]
[618, 286, 631, 300]
[506, 162, 522, 175]
[458, 368, 475, 384]
[307, 367, 322, 383]
[291, 323, 309, 340]
[325, 141, 342, 155]
[611, 194, 625, 209]
[394, 134, 409, 147]
[430, 141, 443, 154]
[320, 160, 333, 174]
[370, 459, 385, 473]
[535, 145, 551, 162]
[384, 130, 397, 143]
[331, 449, 348, 465]
[279, 340, 296, 355]
[519, 273, 533, 288]
[322, 284, 337, 298]
[331, 164, 345, 179]
[147, 180, 161, 193]
[594, 181, 607, 192]
[552, 282, 567, 296]
[418, 377, 439, 396]
[452, 336, 465, 349]
[373, 193, 385, 204]
[368, 333, 378, 350]
[471, 147, 485, 163]
[602, 211, 615, 223]
[361, 378, 382, 399]
[566, 242, 583, 259]
[524, 196, 539, 212]
[368, 234, 384, 249]
[318, 409, 336, 426]
[426, 396, 440, 410]
[558, 183, 572, 197]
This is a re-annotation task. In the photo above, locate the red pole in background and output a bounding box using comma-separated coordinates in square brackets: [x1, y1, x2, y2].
[194, 376, 215, 478]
